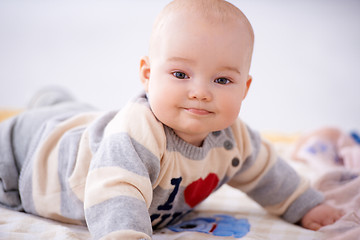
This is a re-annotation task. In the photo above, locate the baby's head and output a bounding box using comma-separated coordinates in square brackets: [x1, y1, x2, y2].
[148, 0, 254, 61]
[140, 0, 254, 146]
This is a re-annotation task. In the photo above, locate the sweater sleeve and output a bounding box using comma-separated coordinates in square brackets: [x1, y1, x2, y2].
[227, 120, 324, 223]
[84, 101, 165, 239]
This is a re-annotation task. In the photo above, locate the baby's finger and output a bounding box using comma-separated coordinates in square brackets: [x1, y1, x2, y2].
[307, 222, 322, 231]
[323, 218, 335, 226]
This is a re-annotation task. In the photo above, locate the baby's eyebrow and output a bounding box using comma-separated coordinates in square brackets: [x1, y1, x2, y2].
[167, 56, 195, 64]
[220, 66, 241, 76]
[167, 56, 241, 76]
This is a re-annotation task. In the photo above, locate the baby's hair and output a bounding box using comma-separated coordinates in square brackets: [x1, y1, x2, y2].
[149, 0, 254, 57]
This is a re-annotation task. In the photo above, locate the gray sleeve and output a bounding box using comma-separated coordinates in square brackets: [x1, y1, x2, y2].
[84, 132, 161, 239]
[229, 125, 324, 223]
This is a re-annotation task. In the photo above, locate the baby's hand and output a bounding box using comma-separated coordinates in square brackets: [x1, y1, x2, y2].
[301, 204, 344, 230]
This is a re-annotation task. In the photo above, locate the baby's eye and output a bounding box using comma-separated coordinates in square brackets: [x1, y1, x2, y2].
[172, 71, 189, 79]
[214, 78, 231, 85]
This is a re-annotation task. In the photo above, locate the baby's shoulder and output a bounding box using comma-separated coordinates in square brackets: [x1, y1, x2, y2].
[101, 96, 167, 155]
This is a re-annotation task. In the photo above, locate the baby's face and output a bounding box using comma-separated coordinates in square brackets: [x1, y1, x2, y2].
[141, 12, 253, 146]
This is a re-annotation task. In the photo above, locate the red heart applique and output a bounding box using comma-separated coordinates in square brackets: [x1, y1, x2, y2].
[184, 173, 219, 208]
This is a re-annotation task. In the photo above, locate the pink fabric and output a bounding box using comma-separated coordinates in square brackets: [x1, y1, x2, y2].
[292, 127, 360, 174]
[316, 170, 360, 240]
[292, 127, 360, 239]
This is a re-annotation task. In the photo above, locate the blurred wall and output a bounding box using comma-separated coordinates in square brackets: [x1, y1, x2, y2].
[0, 0, 359, 132]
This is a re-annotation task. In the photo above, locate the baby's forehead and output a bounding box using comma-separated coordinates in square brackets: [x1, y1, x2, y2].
[148, 0, 254, 68]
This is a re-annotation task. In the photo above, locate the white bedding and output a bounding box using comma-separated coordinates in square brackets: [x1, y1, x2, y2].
[0, 184, 322, 240]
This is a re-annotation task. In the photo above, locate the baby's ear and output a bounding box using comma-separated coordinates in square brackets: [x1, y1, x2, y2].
[139, 56, 151, 92]
[243, 75, 252, 99]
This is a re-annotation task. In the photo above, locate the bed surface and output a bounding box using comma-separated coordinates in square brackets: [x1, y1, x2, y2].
[0, 184, 322, 240]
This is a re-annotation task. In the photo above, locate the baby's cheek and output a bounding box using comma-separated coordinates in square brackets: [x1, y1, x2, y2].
[222, 103, 241, 125]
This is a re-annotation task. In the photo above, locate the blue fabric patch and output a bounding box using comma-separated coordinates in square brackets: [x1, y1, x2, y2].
[306, 142, 328, 154]
[350, 131, 360, 144]
[168, 215, 250, 238]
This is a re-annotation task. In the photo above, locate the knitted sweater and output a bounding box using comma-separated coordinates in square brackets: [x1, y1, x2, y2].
[10, 93, 323, 239]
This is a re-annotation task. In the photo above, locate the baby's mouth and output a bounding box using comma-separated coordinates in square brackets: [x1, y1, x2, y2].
[184, 108, 213, 115]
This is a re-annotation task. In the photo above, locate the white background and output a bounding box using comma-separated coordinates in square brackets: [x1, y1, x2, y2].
[0, 0, 359, 132]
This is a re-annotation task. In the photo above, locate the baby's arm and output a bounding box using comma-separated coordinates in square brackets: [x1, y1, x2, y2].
[300, 204, 344, 230]
[84, 133, 159, 239]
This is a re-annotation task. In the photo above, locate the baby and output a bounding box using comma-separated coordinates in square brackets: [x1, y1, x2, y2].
[0, 0, 342, 239]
